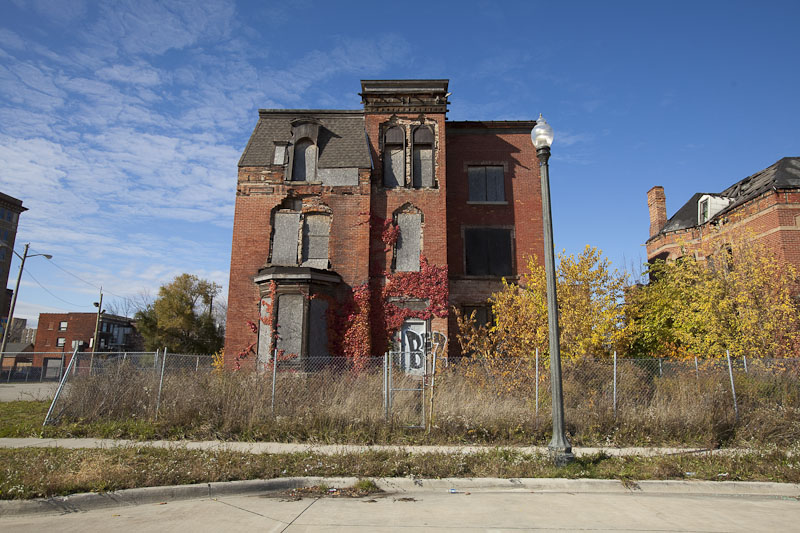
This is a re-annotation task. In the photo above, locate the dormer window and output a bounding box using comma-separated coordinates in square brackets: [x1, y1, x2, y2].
[287, 118, 321, 182]
[697, 195, 732, 225]
[292, 139, 317, 181]
[699, 199, 710, 223]
[273, 141, 289, 165]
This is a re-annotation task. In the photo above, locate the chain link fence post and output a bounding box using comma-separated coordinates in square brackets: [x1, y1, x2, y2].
[383, 352, 389, 421]
[155, 347, 167, 417]
[613, 351, 617, 418]
[43, 347, 79, 426]
[535, 347, 539, 416]
[726, 349, 738, 421]
[271, 348, 278, 416]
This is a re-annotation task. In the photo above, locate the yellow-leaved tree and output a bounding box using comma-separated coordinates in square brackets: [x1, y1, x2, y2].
[624, 237, 800, 358]
[457, 246, 629, 364]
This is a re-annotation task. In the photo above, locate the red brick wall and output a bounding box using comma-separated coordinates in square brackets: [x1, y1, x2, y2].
[364, 112, 450, 348]
[224, 164, 373, 367]
[444, 123, 543, 356]
[32, 313, 96, 368]
[225, 110, 545, 362]
[646, 190, 800, 270]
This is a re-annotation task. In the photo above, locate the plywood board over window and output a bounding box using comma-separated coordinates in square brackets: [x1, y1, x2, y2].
[276, 294, 303, 357]
[412, 126, 434, 188]
[383, 126, 405, 188]
[272, 212, 301, 265]
[302, 214, 331, 269]
[468, 166, 505, 202]
[396, 213, 421, 272]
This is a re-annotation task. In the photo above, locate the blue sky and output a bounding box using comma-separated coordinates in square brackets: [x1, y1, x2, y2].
[1, 0, 799, 327]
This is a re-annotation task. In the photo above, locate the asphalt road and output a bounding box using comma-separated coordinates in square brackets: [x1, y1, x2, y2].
[2, 486, 798, 532]
[0, 382, 57, 402]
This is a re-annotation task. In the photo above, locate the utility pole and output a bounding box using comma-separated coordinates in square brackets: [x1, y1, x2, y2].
[1, 243, 52, 369]
[89, 288, 103, 373]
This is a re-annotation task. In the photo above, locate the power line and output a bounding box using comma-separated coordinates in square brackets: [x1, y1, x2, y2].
[29, 247, 131, 300]
[22, 269, 94, 309]
[39, 255, 100, 290]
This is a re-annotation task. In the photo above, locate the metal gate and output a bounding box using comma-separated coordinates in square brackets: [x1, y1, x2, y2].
[384, 320, 441, 429]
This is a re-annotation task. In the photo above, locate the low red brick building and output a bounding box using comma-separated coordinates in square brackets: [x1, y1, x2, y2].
[33, 312, 141, 374]
[646, 157, 800, 266]
[224, 79, 545, 369]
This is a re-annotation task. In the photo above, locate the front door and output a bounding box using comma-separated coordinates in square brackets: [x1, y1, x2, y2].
[399, 320, 426, 375]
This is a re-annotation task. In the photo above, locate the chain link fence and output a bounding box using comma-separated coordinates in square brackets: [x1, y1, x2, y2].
[29, 348, 800, 441]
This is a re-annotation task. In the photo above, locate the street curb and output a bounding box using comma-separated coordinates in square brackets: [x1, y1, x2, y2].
[1, 477, 798, 518]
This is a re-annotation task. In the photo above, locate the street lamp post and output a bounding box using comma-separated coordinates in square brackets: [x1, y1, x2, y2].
[0, 243, 53, 366]
[532, 114, 575, 466]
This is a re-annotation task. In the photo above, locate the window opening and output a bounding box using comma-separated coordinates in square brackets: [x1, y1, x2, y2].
[412, 126, 434, 188]
[291, 139, 316, 181]
[301, 214, 331, 269]
[468, 166, 505, 202]
[383, 126, 405, 188]
[395, 212, 421, 272]
[464, 228, 513, 276]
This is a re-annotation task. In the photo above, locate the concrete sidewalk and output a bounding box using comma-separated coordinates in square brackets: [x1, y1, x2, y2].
[2, 477, 799, 531]
[0, 437, 734, 457]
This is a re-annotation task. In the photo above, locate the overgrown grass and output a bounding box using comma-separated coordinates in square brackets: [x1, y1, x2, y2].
[4, 360, 799, 447]
[1, 446, 798, 500]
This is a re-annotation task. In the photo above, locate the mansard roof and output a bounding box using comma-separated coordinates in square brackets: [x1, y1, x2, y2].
[239, 110, 371, 169]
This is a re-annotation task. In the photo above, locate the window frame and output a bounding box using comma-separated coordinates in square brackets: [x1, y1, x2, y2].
[467, 165, 506, 204]
[383, 126, 405, 188]
[56, 337, 66, 347]
[58, 321, 67, 331]
[411, 125, 435, 189]
[462, 226, 515, 278]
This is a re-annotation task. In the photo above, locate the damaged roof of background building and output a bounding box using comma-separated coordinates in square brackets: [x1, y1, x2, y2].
[654, 156, 800, 235]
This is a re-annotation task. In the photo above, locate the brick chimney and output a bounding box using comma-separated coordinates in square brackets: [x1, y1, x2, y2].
[647, 186, 667, 237]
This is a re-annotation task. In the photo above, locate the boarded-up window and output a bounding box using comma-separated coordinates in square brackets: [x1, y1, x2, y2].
[396, 213, 421, 272]
[383, 126, 404, 188]
[273, 143, 287, 165]
[301, 214, 331, 269]
[271, 212, 301, 265]
[276, 294, 303, 357]
[464, 228, 512, 276]
[413, 127, 434, 188]
[292, 139, 316, 181]
[309, 298, 329, 358]
[468, 166, 505, 202]
[257, 297, 272, 368]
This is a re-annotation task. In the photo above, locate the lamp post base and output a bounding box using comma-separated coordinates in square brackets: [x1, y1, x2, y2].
[548, 444, 575, 467]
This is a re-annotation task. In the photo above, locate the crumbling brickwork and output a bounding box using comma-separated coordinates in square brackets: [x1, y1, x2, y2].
[224, 80, 545, 367]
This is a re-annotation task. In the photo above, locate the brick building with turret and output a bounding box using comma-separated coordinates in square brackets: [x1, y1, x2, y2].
[224, 80, 546, 369]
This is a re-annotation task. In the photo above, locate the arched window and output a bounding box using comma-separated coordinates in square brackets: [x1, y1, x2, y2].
[292, 139, 316, 181]
[383, 126, 405, 188]
[412, 126, 434, 188]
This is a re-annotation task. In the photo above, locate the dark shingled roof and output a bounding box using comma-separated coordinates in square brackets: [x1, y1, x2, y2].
[659, 192, 708, 234]
[655, 157, 800, 236]
[239, 110, 371, 169]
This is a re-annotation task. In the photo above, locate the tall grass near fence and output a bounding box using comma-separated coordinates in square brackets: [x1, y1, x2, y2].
[46, 354, 800, 447]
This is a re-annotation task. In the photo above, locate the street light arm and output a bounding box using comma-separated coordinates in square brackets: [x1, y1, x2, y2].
[0, 242, 52, 261]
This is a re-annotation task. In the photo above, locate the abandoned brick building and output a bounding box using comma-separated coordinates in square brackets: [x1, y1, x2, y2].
[646, 156, 800, 267]
[224, 80, 545, 369]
